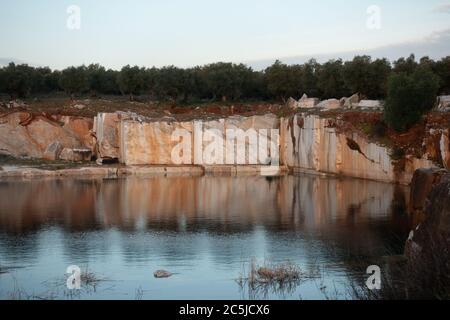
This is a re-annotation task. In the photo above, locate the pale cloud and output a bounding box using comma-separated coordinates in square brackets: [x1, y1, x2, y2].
[432, 2, 450, 13]
[247, 28, 450, 70]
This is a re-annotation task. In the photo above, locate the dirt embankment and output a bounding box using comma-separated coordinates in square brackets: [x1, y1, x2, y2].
[0, 96, 284, 121]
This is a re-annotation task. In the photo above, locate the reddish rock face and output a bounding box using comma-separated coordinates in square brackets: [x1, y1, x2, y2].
[93, 113, 121, 160]
[0, 112, 93, 159]
[59, 116, 94, 149]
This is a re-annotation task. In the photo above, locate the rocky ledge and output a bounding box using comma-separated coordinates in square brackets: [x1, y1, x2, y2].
[405, 168, 450, 283]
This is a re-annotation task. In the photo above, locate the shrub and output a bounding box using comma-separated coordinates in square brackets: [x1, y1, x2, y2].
[372, 120, 387, 138]
[390, 147, 405, 160]
[384, 67, 440, 132]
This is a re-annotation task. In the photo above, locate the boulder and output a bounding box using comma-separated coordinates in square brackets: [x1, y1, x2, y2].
[59, 148, 92, 162]
[286, 97, 300, 110]
[73, 104, 86, 110]
[342, 93, 360, 109]
[7, 100, 27, 109]
[287, 96, 319, 109]
[436, 95, 450, 111]
[298, 94, 319, 108]
[357, 100, 383, 109]
[317, 99, 341, 110]
[43, 142, 63, 161]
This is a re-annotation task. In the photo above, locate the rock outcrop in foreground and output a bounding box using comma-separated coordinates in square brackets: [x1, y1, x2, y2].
[404, 168, 450, 298]
[406, 168, 450, 257]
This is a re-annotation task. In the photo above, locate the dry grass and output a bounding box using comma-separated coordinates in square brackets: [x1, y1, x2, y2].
[80, 269, 104, 286]
[236, 259, 319, 299]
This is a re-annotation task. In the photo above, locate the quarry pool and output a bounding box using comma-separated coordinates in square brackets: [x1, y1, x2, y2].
[0, 174, 411, 300]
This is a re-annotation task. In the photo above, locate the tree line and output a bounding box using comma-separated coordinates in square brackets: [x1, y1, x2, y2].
[0, 54, 449, 102]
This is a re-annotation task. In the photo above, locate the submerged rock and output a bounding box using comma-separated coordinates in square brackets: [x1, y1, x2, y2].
[153, 270, 173, 278]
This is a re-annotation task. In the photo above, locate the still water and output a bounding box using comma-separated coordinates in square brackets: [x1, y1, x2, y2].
[0, 174, 411, 300]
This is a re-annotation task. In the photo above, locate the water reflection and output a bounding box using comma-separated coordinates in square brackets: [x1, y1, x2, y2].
[0, 175, 411, 299]
[0, 176, 410, 232]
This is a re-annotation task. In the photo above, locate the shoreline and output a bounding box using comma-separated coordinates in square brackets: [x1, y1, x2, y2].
[0, 163, 405, 185]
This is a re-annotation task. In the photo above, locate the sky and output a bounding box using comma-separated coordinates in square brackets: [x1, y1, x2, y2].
[0, 0, 449, 70]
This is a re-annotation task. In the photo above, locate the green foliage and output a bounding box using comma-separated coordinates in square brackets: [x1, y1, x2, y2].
[317, 59, 348, 99]
[264, 60, 302, 101]
[301, 59, 320, 97]
[389, 147, 405, 161]
[343, 56, 391, 99]
[393, 54, 418, 75]
[0, 63, 34, 98]
[434, 56, 450, 94]
[384, 67, 440, 132]
[200, 62, 254, 101]
[86, 64, 119, 95]
[0, 54, 449, 105]
[116, 65, 145, 100]
[153, 66, 196, 102]
[59, 66, 89, 98]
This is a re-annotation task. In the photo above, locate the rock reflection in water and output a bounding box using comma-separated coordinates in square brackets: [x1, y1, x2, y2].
[0, 176, 409, 234]
[0, 175, 411, 299]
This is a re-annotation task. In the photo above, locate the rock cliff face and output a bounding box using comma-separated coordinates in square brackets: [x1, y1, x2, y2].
[93, 111, 441, 184]
[101, 113, 280, 166]
[280, 114, 438, 184]
[0, 112, 93, 159]
[1, 110, 448, 185]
